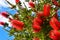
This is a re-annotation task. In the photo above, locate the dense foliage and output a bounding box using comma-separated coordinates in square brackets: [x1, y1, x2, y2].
[0, 0, 60, 40]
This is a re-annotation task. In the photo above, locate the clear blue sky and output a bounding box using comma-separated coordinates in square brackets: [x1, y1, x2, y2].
[0, 26, 14, 40]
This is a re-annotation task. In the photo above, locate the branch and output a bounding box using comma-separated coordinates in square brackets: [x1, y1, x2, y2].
[5, 0, 16, 9]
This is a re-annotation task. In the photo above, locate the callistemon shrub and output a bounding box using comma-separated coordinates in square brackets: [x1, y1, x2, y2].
[1, 0, 60, 40]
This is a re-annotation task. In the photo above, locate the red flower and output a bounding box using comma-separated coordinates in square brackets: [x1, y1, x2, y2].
[32, 17, 42, 33]
[33, 37, 40, 40]
[0, 22, 5, 25]
[1, 12, 9, 18]
[33, 24, 41, 33]
[37, 11, 43, 18]
[49, 30, 60, 40]
[11, 19, 24, 31]
[52, 0, 60, 6]
[43, 4, 51, 17]
[49, 17, 60, 30]
[15, 0, 20, 3]
[33, 17, 43, 25]
[29, 1, 35, 8]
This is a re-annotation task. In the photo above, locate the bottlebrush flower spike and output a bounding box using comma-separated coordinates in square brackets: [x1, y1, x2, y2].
[37, 11, 43, 18]
[1, 12, 9, 18]
[15, 0, 20, 4]
[0, 22, 5, 25]
[43, 3, 51, 17]
[49, 17, 60, 30]
[49, 30, 60, 40]
[32, 17, 42, 33]
[33, 24, 41, 33]
[33, 17, 43, 25]
[11, 19, 24, 31]
[29, 0, 35, 8]
[52, 0, 60, 6]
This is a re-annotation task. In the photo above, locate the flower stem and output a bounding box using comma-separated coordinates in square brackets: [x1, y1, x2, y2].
[41, 32, 45, 40]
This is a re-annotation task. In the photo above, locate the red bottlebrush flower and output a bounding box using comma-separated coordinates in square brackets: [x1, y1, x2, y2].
[33, 17, 43, 25]
[37, 11, 43, 18]
[1, 12, 9, 18]
[52, 0, 60, 6]
[32, 24, 41, 33]
[0, 22, 5, 25]
[49, 30, 60, 40]
[32, 17, 42, 33]
[33, 21, 40, 26]
[43, 4, 51, 17]
[33, 37, 40, 40]
[29, 1, 35, 8]
[49, 17, 60, 30]
[11, 19, 24, 31]
[15, 0, 20, 3]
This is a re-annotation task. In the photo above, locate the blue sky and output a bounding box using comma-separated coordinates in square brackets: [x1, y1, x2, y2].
[0, 26, 14, 40]
[0, 0, 30, 40]
[0, 0, 17, 40]
[0, 7, 14, 40]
